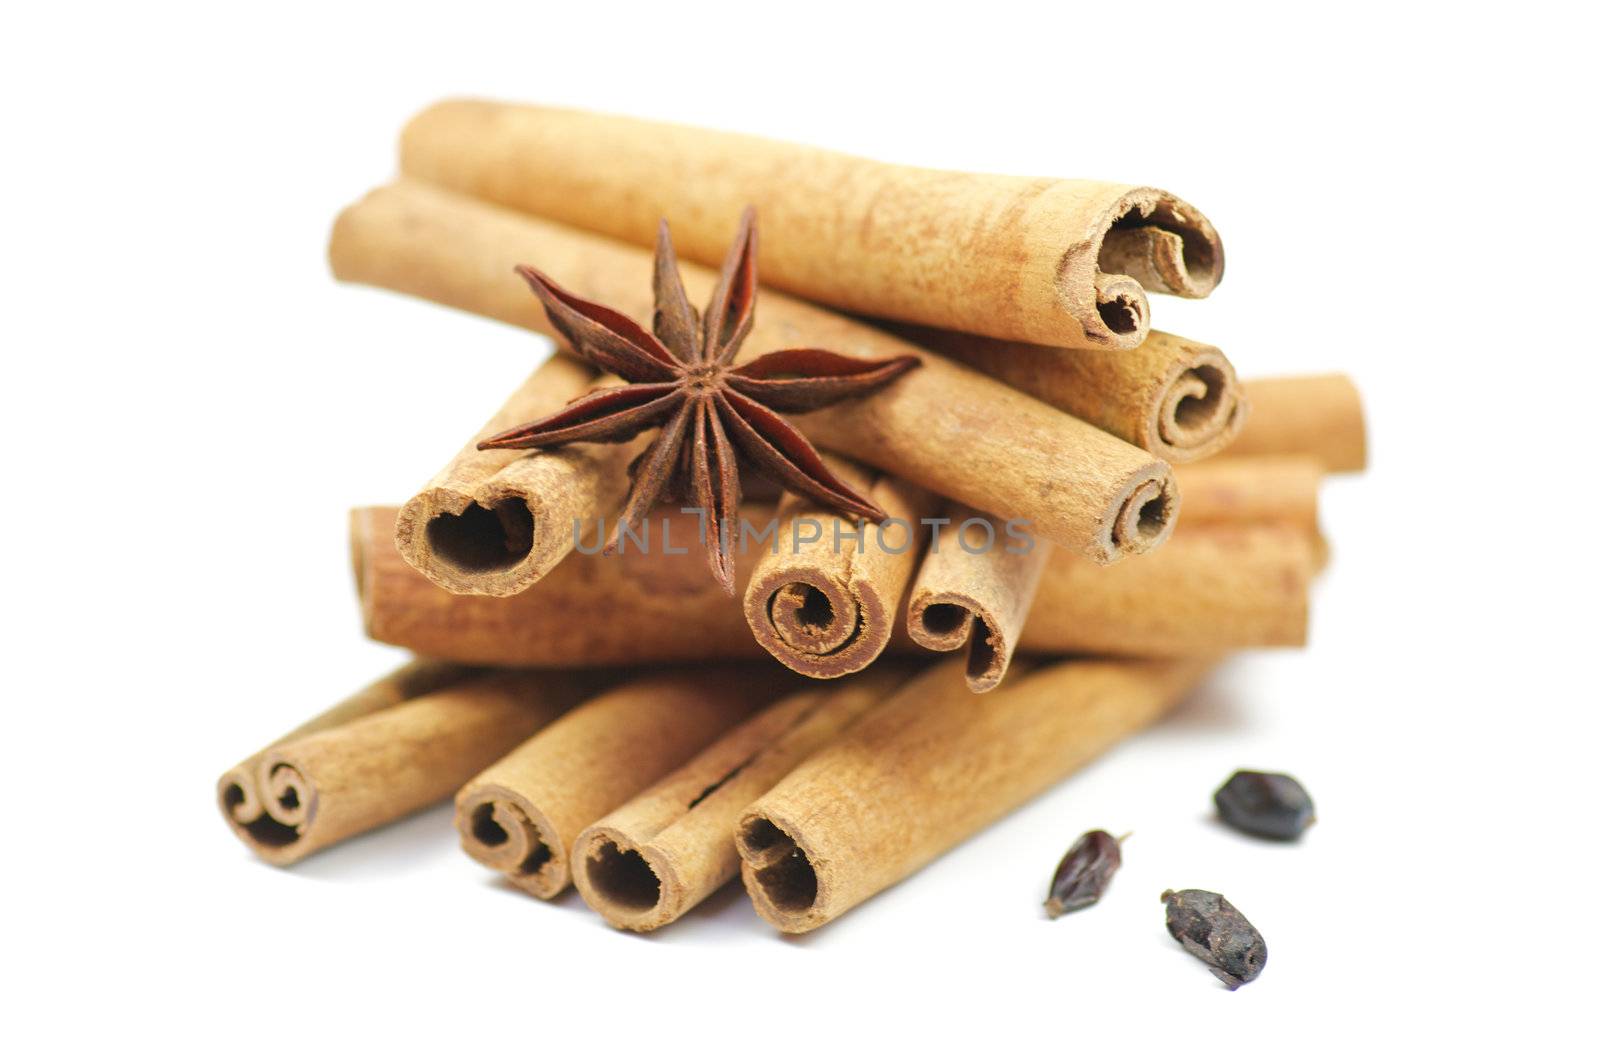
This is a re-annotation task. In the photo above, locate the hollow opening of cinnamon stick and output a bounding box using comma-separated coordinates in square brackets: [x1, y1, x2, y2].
[1113, 480, 1178, 549]
[1169, 364, 1228, 437]
[463, 796, 554, 877]
[782, 584, 835, 638]
[583, 839, 664, 913]
[739, 817, 818, 914]
[423, 499, 535, 574]
[765, 580, 866, 657]
[1100, 204, 1222, 297]
[467, 803, 509, 847]
[917, 602, 968, 640]
[911, 603, 1001, 689]
[220, 781, 300, 848]
[1094, 292, 1142, 337]
[965, 617, 999, 680]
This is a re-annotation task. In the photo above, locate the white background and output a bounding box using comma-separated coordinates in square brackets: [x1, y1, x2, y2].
[4, 3, 1595, 1059]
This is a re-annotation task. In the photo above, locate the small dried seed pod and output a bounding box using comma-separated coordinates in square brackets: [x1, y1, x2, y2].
[1161, 889, 1267, 989]
[1213, 770, 1315, 840]
[1043, 829, 1123, 918]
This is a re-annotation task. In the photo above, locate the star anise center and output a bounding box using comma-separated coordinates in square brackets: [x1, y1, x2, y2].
[682, 365, 722, 390]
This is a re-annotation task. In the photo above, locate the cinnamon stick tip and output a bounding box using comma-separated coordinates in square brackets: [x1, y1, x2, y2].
[1154, 346, 1250, 462]
[745, 567, 888, 679]
[572, 826, 682, 932]
[455, 784, 568, 898]
[906, 597, 1010, 693]
[1097, 188, 1226, 299]
[217, 758, 315, 866]
[736, 810, 824, 931]
[1108, 471, 1180, 558]
[1086, 275, 1149, 347]
[395, 491, 541, 595]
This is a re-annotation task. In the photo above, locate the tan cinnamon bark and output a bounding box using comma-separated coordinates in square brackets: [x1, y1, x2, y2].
[736, 656, 1214, 933]
[386, 343, 635, 596]
[354, 507, 1308, 661]
[898, 326, 1247, 463]
[1023, 524, 1313, 655]
[399, 100, 1223, 349]
[572, 665, 914, 931]
[219, 660, 472, 856]
[1176, 456, 1323, 533]
[455, 666, 798, 899]
[354, 504, 768, 666]
[906, 505, 1054, 692]
[743, 458, 931, 678]
[1226, 374, 1367, 472]
[217, 667, 599, 866]
[330, 182, 1179, 563]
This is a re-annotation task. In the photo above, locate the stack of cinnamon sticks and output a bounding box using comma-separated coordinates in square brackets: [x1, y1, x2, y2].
[219, 101, 1365, 934]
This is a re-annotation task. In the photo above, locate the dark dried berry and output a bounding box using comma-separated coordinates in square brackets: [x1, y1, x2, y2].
[1161, 889, 1267, 989]
[1044, 829, 1123, 918]
[1214, 770, 1315, 840]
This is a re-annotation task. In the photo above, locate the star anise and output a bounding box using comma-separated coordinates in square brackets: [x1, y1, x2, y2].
[478, 207, 920, 595]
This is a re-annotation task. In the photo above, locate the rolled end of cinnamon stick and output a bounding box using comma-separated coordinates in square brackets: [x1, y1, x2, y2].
[735, 808, 833, 935]
[744, 563, 898, 679]
[1147, 339, 1250, 463]
[217, 754, 323, 867]
[891, 327, 1247, 466]
[570, 825, 687, 932]
[906, 509, 1053, 693]
[889, 329, 1248, 467]
[1076, 188, 1226, 349]
[905, 594, 1005, 693]
[393, 459, 615, 598]
[390, 359, 634, 598]
[455, 783, 570, 898]
[742, 470, 929, 678]
[395, 489, 536, 597]
[1105, 465, 1181, 559]
[220, 659, 475, 865]
[1095, 192, 1226, 299]
[219, 669, 589, 867]
[217, 764, 291, 862]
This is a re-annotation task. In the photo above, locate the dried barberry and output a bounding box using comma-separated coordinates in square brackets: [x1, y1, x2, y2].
[1043, 829, 1123, 918]
[1161, 889, 1267, 989]
[1214, 770, 1315, 840]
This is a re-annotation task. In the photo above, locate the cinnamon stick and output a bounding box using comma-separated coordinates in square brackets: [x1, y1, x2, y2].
[1227, 374, 1367, 472]
[353, 506, 1311, 661]
[906, 505, 1054, 692]
[743, 457, 931, 678]
[897, 326, 1247, 464]
[1176, 456, 1323, 533]
[1023, 523, 1313, 654]
[386, 341, 634, 596]
[455, 666, 799, 899]
[218, 666, 599, 866]
[572, 665, 914, 931]
[399, 100, 1223, 349]
[329, 182, 1179, 563]
[353, 504, 767, 666]
[736, 656, 1215, 933]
